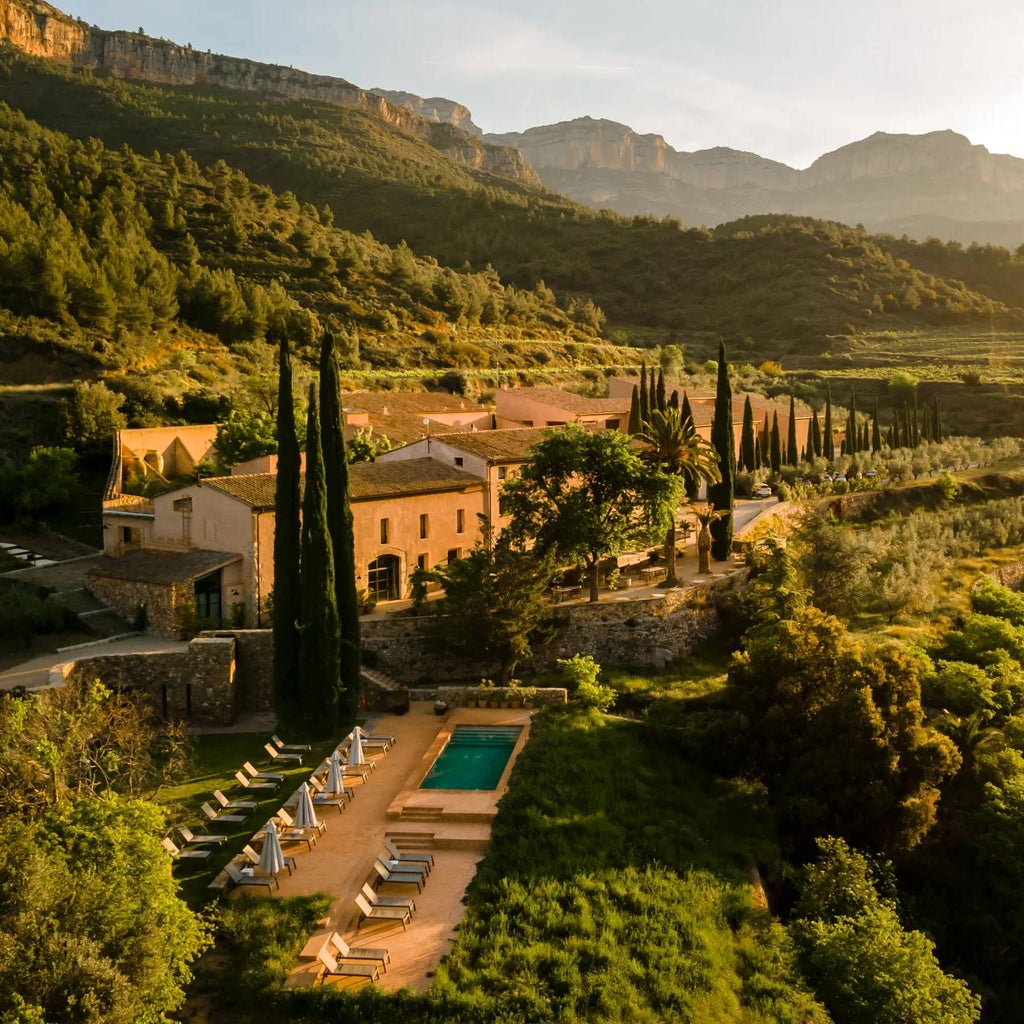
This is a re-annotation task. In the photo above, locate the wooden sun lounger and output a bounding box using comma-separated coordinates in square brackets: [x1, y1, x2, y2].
[355, 892, 411, 931]
[162, 837, 211, 862]
[371, 858, 424, 892]
[316, 948, 379, 983]
[360, 882, 416, 912]
[224, 861, 278, 894]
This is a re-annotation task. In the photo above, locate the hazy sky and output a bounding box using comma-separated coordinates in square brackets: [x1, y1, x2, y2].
[59, 0, 1024, 168]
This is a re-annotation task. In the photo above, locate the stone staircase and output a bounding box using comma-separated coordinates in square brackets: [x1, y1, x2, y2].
[361, 666, 410, 713]
[56, 588, 135, 642]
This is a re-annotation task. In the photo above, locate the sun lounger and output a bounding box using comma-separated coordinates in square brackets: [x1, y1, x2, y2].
[357, 727, 397, 749]
[309, 773, 354, 803]
[243, 760, 285, 783]
[354, 892, 411, 931]
[326, 930, 391, 973]
[277, 805, 327, 837]
[234, 770, 279, 793]
[272, 733, 312, 754]
[360, 882, 416, 912]
[224, 861, 278, 894]
[311, 791, 345, 814]
[371, 857, 424, 892]
[201, 801, 249, 826]
[161, 836, 211, 862]
[384, 838, 433, 873]
[242, 843, 296, 876]
[213, 788, 258, 812]
[178, 825, 226, 846]
[272, 809, 319, 849]
[377, 855, 428, 879]
[316, 948, 379, 983]
[265, 742, 303, 765]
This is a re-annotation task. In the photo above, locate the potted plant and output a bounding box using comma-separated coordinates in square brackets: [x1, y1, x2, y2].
[506, 679, 523, 708]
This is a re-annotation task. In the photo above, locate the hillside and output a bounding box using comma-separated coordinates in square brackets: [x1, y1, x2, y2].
[486, 117, 1024, 247]
[2, 2, 1024, 435]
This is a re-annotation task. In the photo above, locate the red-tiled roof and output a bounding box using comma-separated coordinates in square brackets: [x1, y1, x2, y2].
[195, 459, 482, 508]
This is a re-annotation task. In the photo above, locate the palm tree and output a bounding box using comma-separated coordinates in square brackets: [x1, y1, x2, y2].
[691, 504, 728, 575]
[641, 407, 721, 584]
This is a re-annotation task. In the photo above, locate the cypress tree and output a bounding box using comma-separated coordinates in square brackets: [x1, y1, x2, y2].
[823, 383, 834, 461]
[846, 385, 858, 455]
[300, 386, 341, 737]
[809, 407, 822, 460]
[740, 396, 756, 472]
[933, 395, 943, 441]
[787, 395, 799, 466]
[648, 373, 658, 419]
[872, 400, 882, 452]
[639, 362, 650, 426]
[911, 394, 921, 447]
[681, 392, 699, 500]
[861, 421, 870, 452]
[668, 389, 679, 410]
[760, 413, 770, 465]
[922, 403, 933, 443]
[272, 330, 302, 729]
[769, 411, 782, 474]
[320, 332, 361, 721]
[655, 367, 666, 412]
[627, 385, 641, 435]
[708, 340, 735, 561]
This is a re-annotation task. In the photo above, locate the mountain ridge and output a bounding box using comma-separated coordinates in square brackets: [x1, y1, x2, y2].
[483, 118, 1024, 244]
[0, 0, 535, 183]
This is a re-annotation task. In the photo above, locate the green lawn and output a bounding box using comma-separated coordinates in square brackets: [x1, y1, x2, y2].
[161, 732, 339, 907]
[210, 708, 824, 1024]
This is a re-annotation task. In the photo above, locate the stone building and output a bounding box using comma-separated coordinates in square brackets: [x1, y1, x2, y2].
[93, 459, 485, 636]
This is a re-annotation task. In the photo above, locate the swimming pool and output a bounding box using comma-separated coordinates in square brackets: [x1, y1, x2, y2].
[419, 725, 522, 790]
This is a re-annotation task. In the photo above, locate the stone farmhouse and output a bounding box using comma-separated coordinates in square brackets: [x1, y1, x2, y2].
[94, 457, 485, 637]
[90, 384, 798, 637]
[494, 385, 630, 431]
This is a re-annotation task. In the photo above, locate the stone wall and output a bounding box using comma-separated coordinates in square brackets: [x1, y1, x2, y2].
[87, 575, 192, 638]
[61, 635, 237, 726]
[988, 559, 1024, 590]
[361, 574, 742, 685]
[202, 629, 274, 711]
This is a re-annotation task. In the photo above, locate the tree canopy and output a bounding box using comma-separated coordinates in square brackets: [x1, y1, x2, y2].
[501, 426, 678, 602]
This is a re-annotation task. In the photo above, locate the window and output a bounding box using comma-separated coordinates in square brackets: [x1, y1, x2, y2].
[497, 466, 507, 481]
[417, 553, 428, 571]
[380, 518, 390, 544]
[605, 419, 620, 430]
[419, 513, 429, 539]
[454, 456, 464, 467]
[456, 508, 465, 534]
[447, 548, 461, 564]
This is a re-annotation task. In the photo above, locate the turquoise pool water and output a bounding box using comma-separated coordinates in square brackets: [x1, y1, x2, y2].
[419, 726, 522, 790]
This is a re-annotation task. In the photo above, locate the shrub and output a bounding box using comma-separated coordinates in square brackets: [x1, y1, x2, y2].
[558, 654, 616, 711]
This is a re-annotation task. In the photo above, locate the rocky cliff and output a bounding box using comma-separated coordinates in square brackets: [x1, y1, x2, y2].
[370, 88, 482, 136]
[0, 0, 535, 183]
[486, 117, 1024, 244]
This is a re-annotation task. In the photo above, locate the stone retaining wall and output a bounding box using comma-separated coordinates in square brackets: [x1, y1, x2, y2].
[362, 573, 742, 685]
[61, 635, 238, 726]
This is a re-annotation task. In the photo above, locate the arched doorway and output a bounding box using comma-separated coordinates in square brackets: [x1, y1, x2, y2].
[367, 555, 400, 602]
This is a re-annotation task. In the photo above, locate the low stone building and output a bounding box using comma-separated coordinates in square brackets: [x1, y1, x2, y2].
[95, 458, 486, 636]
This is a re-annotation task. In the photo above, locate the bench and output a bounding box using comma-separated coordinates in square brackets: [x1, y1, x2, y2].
[639, 566, 667, 583]
[551, 585, 582, 602]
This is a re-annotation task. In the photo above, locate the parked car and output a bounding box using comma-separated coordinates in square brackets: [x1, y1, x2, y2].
[755, 484, 773, 498]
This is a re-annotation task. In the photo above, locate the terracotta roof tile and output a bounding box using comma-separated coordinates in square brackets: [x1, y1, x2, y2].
[102, 495, 155, 515]
[500, 386, 629, 415]
[429, 427, 556, 463]
[195, 459, 482, 508]
[87, 550, 241, 585]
